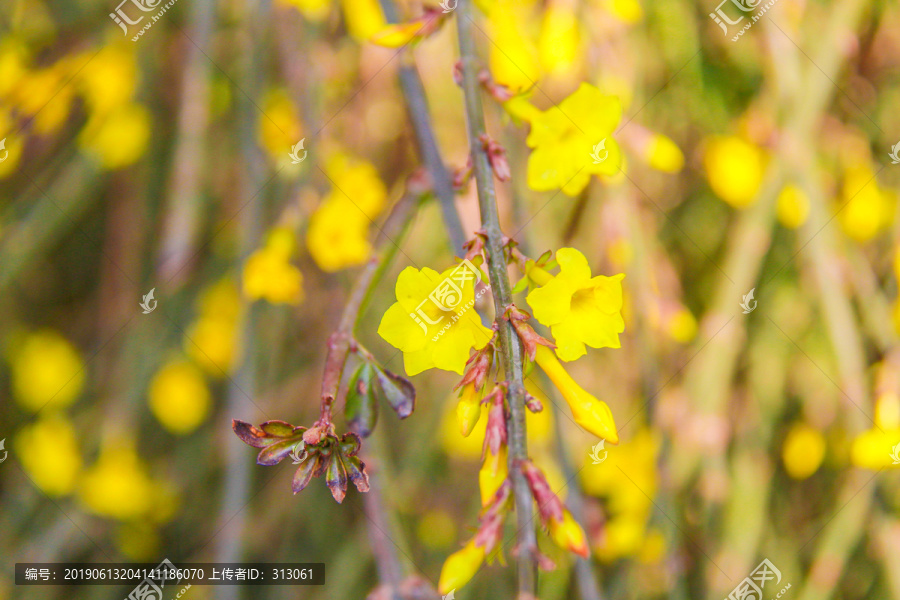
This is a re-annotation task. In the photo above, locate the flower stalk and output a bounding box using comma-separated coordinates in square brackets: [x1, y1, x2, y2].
[455, 0, 538, 591]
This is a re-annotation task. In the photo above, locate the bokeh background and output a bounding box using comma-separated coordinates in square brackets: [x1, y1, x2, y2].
[2, 0, 900, 598]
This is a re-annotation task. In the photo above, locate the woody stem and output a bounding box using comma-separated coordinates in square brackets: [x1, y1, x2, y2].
[455, 0, 537, 593]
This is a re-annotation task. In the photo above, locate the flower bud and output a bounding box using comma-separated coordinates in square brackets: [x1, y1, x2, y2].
[438, 539, 486, 594]
[534, 345, 618, 444]
[456, 383, 483, 438]
[479, 444, 508, 507]
[549, 509, 589, 558]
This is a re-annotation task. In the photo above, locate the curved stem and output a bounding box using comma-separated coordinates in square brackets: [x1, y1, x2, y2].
[455, 1, 537, 593]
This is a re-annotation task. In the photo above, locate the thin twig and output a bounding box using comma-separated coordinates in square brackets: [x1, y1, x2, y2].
[455, 0, 537, 593]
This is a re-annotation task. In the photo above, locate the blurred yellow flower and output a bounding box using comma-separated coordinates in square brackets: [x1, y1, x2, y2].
[581, 427, 657, 513]
[186, 279, 242, 375]
[776, 184, 810, 229]
[645, 133, 684, 173]
[340, 0, 387, 41]
[148, 359, 211, 435]
[306, 200, 373, 272]
[596, 512, 646, 561]
[79, 103, 151, 169]
[665, 306, 697, 343]
[535, 345, 618, 443]
[850, 428, 900, 470]
[258, 89, 303, 160]
[378, 265, 493, 376]
[77, 47, 138, 115]
[526, 83, 622, 196]
[438, 539, 485, 594]
[417, 509, 457, 551]
[487, 2, 541, 91]
[602, 0, 643, 23]
[79, 442, 157, 520]
[10, 329, 84, 412]
[276, 0, 330, 21]
[538, 5, 580, 75]
[243, 228, 304, 305]
[116, 522, 161, 561]
[703, 136, 767, 208]
[781, 422, 825, 479]
[526, 248, 625, 361]
[14, 415, 82, 496]
[837, 166, 893, 243]
[323, 153, 388, 217]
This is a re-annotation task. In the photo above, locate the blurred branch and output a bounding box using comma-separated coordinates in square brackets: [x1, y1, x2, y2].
[456, 0, 537, 593]
[377, 0, 468, 254]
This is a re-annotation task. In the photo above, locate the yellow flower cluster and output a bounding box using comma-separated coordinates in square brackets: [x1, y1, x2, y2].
[243, 226, 305, 304]
[581, 427, 664, 562]
[307, 153, 388, 272]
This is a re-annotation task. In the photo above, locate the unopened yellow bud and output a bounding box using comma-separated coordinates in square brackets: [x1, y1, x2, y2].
[534, 345, 618, 444]
[646, 134, 684, 173]
[479, 444, 508, 506]
[525, 261, 554, 286]
[456, 384, 483, 438]
[438, 539, 485, 594]
[549, 510, 589, 557]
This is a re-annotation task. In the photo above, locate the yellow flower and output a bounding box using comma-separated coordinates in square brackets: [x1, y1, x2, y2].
[79, 103, 151, 169]
[703, 136, 767, 208]
[417, 509, 457, 551]
[534, 345, 618, 443]
[148, 359, 211, 435]
[595, 512, 646, 562]
[776, 184, 810, 229]
[665, 306, 697, 343]
[77, 46, 138, 115]
[14, 415, 82, 496]
[479, 444, 508, 506]
[581, 427, 657, 515]
[276, 0, 330, 21]
[456, 383, 483, 437]
[79, 442, 157, 520]
[549, 509, 589, 557]
[526, 83, 622, 196]
[850, 428, 900, 470]
[645, 133, 684, 173]
[538, 5, 579, 75]
[487, 2, 541, 91]
[378, 265, 493, 376]
[602, 0, 643, 23]
[186, 279, 241, 375]
[306, 199, 373, 272]
[838, 166, 892, 243]
[10, 330, 84, 412]
[438, 539, 485, 594]
[243, 229, 304, 305]
[781, 422, 825, 479]
[258, 88, 303, 160]
[340, 0, 387, 41]
[323, 153, 388, 217]
[526, 248, 625, 361]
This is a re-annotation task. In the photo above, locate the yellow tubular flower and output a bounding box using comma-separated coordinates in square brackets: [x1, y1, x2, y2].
[535, 345, 618, 443]
[479, 444, 508, 506]
[703, 136, 766, 208]
[378, 266, 493, 376]
[549, 509, 589, 557]
[781, 422, 825, 479]
[526, 248, 625, 361]
[456, 383, 483, 437]
[438, 539, 486, 594]
[526, 83, 622, 196]
[15, 415, 82, 496]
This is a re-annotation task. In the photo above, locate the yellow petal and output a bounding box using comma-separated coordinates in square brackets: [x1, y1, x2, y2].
[438, 539, 485, 594]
